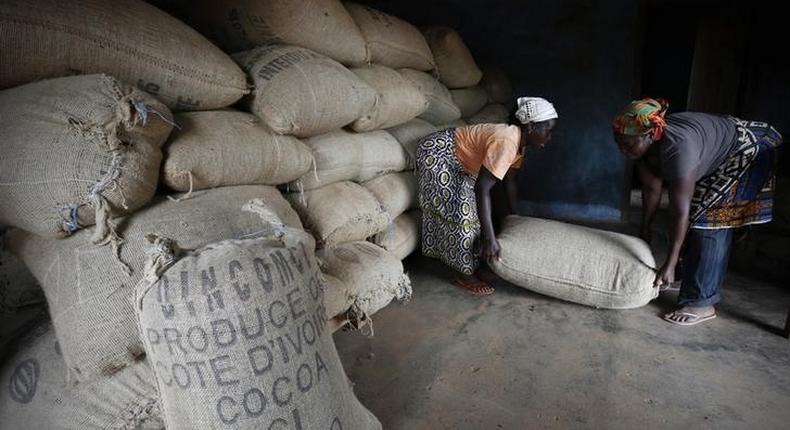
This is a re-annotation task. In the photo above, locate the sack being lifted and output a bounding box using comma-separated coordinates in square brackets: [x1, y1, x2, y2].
[491, 216, 659, 309]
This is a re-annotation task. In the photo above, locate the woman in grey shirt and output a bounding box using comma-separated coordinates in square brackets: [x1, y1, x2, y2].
[613, 98, 782, 325]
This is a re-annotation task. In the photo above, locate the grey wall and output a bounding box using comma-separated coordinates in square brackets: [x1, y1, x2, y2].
[360, 0, 641, 222]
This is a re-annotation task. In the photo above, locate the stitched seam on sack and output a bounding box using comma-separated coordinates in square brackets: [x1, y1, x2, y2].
[323, 212, 387, 245]
[0, 14, 246, 91]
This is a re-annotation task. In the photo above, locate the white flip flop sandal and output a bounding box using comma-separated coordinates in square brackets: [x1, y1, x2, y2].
[663, 311, 717, 326]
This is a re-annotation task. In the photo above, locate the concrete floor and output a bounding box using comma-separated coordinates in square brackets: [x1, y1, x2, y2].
[334, 255, 790, 429]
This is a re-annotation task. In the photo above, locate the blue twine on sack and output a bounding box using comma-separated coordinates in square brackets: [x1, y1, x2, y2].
[64, 205, 81, 234]
[133, 101, 180, 130]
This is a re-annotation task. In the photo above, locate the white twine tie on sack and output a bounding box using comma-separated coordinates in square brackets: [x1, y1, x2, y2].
[166, 171, 194, 202]
[241, 198, 288, 241]
[68, 99, 177, 275]
[140, 234, 182, 285]
[133, 100, 181, 130]
[346, 300, 374, 337]
[294, 179, 307, 208]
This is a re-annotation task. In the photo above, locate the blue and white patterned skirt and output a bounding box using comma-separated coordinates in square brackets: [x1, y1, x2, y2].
[415, 129, 480, 275]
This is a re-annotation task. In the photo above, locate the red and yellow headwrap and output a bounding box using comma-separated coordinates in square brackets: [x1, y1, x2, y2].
[612, 98, 669, 140]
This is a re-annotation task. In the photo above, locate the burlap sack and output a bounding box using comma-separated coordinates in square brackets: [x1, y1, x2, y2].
[7, 186, 301, 382]
[399, 69, 462, 125]
[0, 321, 164, 430]
[163, 110, 313, 191]
[289, 130, 407, 191]
[362, 173, 417, 220]
[190, 0, 368, 65]
[371, 211, 420, 261]
[0, 74, 173, 242]
[0, 0, 247, 111]
[480, 65, 515, 104]
[135, 225, 381, 429]
[287, 182, 389, 248]
[439, 119, 469, 129]
[423, 27, 483, 89]
[491, 216, 659, 309]
[322, 273, 354, 321]
[0, 234, 43, 315]
[466, 103, 510, 125]
[351, 65, 429, 132]
[317, 241, 412, 328]
[451, 86, 489, 118]
[233, 45, 376, 138]
[357, 131, 409, 182]
[345, 2, 435, 71]
[386, 118, 439, 169]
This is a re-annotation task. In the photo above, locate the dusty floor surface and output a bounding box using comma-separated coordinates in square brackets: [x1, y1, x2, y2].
[334, 255, 790, 429]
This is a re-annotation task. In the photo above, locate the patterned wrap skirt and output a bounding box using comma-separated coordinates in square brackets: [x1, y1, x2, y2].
[691, 117, 783, 229]
[415, 129, 480, 275]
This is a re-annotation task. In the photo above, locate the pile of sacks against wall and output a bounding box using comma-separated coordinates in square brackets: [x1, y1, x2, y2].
[0, 0, 520, 426]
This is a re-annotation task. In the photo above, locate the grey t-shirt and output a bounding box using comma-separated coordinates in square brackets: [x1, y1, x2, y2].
[657, 112, 737, 181]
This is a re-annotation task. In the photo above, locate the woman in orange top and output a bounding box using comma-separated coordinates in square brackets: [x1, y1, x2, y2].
[416, 97, 558, 295]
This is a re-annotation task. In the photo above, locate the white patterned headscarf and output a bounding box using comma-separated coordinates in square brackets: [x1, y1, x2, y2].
[515, 97, 558, 125]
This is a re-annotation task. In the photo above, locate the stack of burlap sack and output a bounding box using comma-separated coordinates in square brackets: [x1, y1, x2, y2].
[0, 1, 659, 427]
[0, 1, 518, 426]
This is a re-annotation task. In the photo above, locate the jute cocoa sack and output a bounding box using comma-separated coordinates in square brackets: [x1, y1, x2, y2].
[491, 216, 659, 309]
[7, 186, 301, 381]
[362, 173, 417, 220]
[0, 0, 247, 111]
[480, 65, 515, 104]
[233, 45, 376, 137]
[317, 241, 411, 327]
[0, 321, 164, 430]
[451, 86, 489, 118]
[399, 69, 462, 125]
[466, 103, 510, 125]
[423, 26, 483, 89]
[386, 118, 439, 169]
[163, 110, 313, 191]
[289, 130, 407, 191]
[345, 2, 435, 71]
[135, 226, 381, 429]
[439, 119, 469, 129]
[371, 211, 420, 261]
[322, 272, 354, 321]
[0, 74, 173, 242]
[190, 0, 368, 65]
[287, 182, 389, 248]
[351, 65, 429, 132]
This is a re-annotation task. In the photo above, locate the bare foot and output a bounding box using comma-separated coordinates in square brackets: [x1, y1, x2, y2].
[663, 305, 716, 326]
[454, 274, 495, 296]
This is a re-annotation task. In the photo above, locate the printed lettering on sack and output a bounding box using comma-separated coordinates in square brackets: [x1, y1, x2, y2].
[145, 241, 343, 428]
